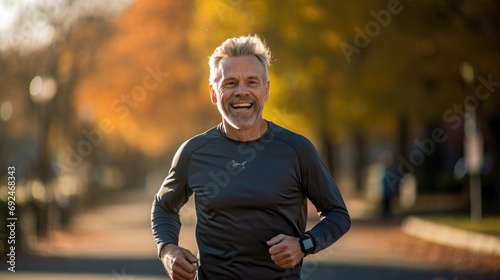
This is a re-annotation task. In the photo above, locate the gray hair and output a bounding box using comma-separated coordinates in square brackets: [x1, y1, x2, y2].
[208, 34, 272, 84]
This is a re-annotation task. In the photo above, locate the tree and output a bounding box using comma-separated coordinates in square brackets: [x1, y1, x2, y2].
[185, 0, 500, 195]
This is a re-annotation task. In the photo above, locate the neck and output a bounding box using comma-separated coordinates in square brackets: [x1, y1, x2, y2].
[222, 119, 268, 142]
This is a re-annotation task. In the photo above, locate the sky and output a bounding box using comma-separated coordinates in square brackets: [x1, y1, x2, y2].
[0, 0, 20, 33]
[0, 0, 132, 52]
[0, 0, 53, 52]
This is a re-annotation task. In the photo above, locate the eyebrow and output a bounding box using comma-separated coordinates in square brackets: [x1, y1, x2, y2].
[224, 74, 261, 80]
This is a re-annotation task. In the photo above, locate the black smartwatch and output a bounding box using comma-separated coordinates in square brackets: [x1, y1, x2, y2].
[299, 234, 315, 256]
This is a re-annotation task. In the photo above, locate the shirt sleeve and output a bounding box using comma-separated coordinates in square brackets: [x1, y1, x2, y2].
[298, 138, 351, 253]
[151, 140, 193, 258]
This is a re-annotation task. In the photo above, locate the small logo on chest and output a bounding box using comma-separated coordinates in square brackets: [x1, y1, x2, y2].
[231, 160, 247, 169]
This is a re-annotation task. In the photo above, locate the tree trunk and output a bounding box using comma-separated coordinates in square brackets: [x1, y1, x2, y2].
[354, 130, 365, 192]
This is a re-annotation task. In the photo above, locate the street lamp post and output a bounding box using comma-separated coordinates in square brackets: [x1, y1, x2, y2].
[29, 75, 58, 236]
[30, 75, 57, 183]
[460, 62, 483, 222]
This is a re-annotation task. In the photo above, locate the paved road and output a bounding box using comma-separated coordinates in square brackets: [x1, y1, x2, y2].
[1, 188, 498, 280]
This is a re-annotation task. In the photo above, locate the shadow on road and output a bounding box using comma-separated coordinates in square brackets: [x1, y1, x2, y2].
[302, 262, 498, 280]
[1, 253, 497, 280]
[2, 254, 165, 278]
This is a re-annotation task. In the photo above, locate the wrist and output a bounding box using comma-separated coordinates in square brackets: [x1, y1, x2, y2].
[299, 234, 315, 256]
[160, 243, 176, 259]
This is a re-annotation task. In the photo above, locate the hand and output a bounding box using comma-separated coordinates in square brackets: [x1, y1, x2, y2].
[266, 234, 305, 269]
[160, 244, 198, 280]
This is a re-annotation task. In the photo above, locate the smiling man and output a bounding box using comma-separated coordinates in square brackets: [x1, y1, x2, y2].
[210, 54, 269, 141]
[151, 35, 351, 280]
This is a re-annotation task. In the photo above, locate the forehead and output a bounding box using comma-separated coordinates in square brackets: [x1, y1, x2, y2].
[219, 55, 265, 80]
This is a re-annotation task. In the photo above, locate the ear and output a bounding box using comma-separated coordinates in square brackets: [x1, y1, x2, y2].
[263, 80, 270, 102]
[209, 84, 217, 104]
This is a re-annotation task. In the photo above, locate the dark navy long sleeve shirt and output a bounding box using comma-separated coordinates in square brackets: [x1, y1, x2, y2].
[151, 121, 350, 279]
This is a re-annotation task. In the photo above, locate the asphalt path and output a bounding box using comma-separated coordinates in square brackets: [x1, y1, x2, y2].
[1, 188, 498, 280]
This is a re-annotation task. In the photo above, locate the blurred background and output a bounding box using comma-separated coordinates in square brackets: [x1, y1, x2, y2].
[0, 0, 499, 279]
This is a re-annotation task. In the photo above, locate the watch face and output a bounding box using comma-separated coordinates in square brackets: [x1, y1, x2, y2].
[302, 238, 314, 250]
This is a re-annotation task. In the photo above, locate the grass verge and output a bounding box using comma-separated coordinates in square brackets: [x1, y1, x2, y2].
[421, 214, 500, 237]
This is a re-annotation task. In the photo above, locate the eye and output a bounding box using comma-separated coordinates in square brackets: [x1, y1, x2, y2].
[224, 81, 236, 87]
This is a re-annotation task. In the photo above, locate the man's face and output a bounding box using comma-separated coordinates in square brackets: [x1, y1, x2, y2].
[210, 55, 269, 130]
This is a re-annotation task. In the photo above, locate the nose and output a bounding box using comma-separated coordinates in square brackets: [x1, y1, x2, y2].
[234, 83, 249, 96]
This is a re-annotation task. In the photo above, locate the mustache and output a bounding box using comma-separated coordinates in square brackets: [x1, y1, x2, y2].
[229, 97, 255, 103]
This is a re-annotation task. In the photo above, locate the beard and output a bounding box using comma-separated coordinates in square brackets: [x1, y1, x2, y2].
[218, 97, 264, 130]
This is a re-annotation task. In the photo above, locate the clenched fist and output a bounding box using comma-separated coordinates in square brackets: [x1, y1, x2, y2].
[161, 244, 198, 280]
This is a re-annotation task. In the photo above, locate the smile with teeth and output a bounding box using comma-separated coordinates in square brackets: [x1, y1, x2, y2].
[231, 102, 253, 110]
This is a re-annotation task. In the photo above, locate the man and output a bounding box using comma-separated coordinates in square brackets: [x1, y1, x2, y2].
[151, 34, 350, 279]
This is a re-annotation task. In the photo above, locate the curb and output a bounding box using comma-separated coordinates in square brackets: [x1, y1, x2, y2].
[401, 216, 500, 257]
